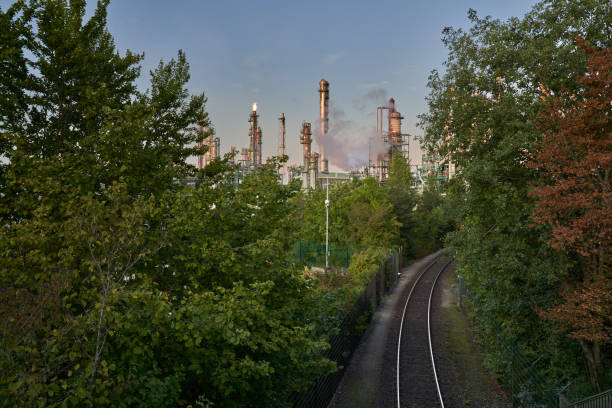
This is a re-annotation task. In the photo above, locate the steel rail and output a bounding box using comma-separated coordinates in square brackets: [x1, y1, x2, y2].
[428, 259, 453, 408]
[396, 254, 440, 408]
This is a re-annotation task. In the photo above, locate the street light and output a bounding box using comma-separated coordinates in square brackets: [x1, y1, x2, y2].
[325, 180, 329, 270]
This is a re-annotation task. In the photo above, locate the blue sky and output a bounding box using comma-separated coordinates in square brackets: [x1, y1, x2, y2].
[2, 0, 541, 170]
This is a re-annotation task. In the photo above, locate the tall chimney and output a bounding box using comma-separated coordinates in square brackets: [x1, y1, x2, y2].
[249, 103, 258, 166]
[319, 79, 329, 173]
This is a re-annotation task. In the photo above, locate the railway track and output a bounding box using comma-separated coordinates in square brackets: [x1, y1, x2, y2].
[396, 255, 453, 408]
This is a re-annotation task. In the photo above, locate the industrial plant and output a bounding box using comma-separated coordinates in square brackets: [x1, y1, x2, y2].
[195, 78, 453, 190]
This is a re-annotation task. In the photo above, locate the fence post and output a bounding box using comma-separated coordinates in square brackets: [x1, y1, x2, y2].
[345, 247, 349, 268]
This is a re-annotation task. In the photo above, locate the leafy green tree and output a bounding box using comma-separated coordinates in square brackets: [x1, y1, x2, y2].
[411, 175, 453, 257]
[1, 1, 334, 406]
[0, 0, 208, 210]
[298, 177, 399, 249]
[418, 0, 610, 394]
[385, 152, 419, 256]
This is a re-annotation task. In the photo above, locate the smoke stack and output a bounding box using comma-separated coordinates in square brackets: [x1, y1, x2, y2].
[319, 78, 329, 173]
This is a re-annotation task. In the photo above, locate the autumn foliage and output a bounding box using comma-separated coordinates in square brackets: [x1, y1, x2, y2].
[529, 39, 611, 389]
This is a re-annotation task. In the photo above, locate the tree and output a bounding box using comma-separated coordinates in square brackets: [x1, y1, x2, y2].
[0, 0, 208, 214]
[385, 152, 419, 256]
[298, 177, 399, 249]
[411, 175, 452, 257]
[529, 40, 612, 390]
[418, 0, 611, 393]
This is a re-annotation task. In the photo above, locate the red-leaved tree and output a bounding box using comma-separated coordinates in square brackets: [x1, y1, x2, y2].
[529, 38, 611, 391]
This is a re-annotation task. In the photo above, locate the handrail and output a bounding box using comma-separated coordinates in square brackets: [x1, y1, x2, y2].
[568, 388, 612, 408]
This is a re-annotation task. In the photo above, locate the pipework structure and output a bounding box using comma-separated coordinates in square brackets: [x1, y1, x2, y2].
[256, 126, 263, 166]
[279, 113, 286, 183]
[196, 125, 220, 169]
[319, 78, 329, 173]
[300, 121, 318, 189]
[248, 103, 259, 167]
[370, 98, 410, 182]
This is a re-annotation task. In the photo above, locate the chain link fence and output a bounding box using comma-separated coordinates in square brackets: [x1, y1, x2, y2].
[295, 240, 356, 269]
[290, 249, 401, 408]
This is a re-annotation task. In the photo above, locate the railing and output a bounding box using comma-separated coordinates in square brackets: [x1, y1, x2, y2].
[290, 249, 401, 408]
[567, 389, 612, 408]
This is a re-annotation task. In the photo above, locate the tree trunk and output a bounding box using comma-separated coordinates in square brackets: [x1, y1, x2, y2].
[579, 339, 603, 391]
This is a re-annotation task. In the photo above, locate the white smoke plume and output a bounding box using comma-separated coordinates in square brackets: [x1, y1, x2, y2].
[314, 101, 389, 171]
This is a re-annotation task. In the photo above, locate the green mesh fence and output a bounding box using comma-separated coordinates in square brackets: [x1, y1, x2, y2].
[295, 240, 355, 268]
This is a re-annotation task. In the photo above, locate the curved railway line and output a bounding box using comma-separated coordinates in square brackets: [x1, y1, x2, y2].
[396, 255, 453, 408]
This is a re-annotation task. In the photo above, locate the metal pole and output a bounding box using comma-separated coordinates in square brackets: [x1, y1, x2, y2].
[325, 180, 329, 269]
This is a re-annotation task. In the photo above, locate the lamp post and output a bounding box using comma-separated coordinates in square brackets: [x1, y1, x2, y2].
[325, 180, 329, 270]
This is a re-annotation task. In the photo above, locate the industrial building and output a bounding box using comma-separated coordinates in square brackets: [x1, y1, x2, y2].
[194, 78, 421, 190]
[369, 98, 410, 183]
[196, 125, 220, 169]
[286, 78, 367, 188]
[412, 156, 456, 192]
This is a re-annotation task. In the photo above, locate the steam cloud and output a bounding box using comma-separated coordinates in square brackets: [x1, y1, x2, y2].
[313, 101, 389, 171]
[352, 87, 389, 112]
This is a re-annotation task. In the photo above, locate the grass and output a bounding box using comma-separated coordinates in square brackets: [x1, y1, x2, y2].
[440, 272, 511, 408]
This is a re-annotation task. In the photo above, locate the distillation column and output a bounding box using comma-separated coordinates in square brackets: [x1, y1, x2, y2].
[310, 153, 319, 189]
[279, 113, 286, 182]
[300, 122, 312, 189]
[319, 78, 329, 173]
[240, 148, 249, 168]
[388, 98, 404, 155]
[248, 103, 258, 167]
[256, 127, 263, 166]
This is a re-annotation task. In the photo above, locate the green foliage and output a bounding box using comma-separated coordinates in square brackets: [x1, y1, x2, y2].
[412, 175, 455, 258]
[0, 0, 208, 204]
[385, 153, 419, 255]
[347, 248, 388, 286]
[418, 0, 611, 395]
[298, 177, 400, 250]
[0, 1, 335, 406]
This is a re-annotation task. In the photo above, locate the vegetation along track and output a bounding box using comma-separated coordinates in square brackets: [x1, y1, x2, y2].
[396, 255, 453, 408]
